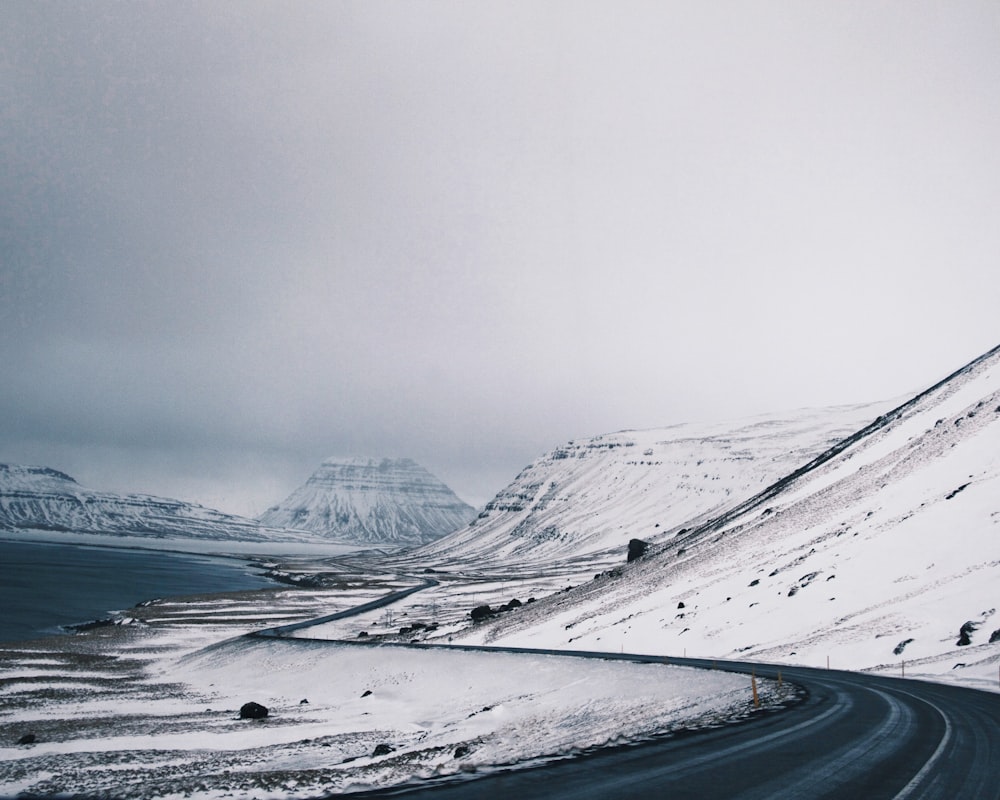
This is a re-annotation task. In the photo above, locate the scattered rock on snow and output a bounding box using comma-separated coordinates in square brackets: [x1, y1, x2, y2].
[893, 639, 914, 656]
[957, 621, 979, 646]
[454, 745, 470, 758]
[627, 538, 649, 562]
[239, 702, 269, 719]
[945, 483, 971, 500]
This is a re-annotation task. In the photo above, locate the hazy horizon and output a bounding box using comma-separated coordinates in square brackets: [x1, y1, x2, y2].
[3, 2, 999, 515]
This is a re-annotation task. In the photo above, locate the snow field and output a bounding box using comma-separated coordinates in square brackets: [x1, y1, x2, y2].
[451, 357, 1000, 692]
[0, 634, 779, 799]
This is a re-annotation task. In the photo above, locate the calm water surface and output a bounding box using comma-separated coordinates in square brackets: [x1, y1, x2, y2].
[0, 539, 276, 642]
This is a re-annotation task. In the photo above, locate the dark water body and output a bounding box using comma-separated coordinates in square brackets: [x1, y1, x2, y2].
[0, 539, 277, 643]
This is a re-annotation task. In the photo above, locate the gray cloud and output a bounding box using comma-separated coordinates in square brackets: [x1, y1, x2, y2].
[3, 2, 999, 513]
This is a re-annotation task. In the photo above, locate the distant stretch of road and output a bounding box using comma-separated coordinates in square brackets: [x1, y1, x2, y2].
[250, 577, 439, 638]
[255, 580, 1000, 799]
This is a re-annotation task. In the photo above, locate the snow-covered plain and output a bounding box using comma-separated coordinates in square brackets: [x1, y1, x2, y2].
[0, 624, 778, 798]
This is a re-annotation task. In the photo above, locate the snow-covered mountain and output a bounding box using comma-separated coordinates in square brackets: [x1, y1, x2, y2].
[258, 457, 476, 546]
[415, 401, 891, 565]
[0, 464, 286, 541]
[459, 344, 1000, 687]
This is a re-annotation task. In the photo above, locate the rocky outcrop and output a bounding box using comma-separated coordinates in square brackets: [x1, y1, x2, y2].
[627, 538, 649, 562]
[258, 457, 475, 546]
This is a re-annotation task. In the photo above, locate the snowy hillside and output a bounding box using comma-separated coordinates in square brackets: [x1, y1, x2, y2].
[459, 344, 1000, 687]
[0, 464, 289, 542]
[414, 402, 890, 565]
[258, 457, 476, 547]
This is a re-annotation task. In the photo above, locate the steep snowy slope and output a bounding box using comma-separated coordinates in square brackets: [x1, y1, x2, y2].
[258, 457, 476, 546]
[0, 464, 291, 541]
[415, 402, 890, 565]
[462, 344, 1000, 687]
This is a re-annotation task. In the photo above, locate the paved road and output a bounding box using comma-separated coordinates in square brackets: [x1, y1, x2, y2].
[250, 577, 439, 638]
[343, 651, 998, 799]
[253, 583, 999, 799]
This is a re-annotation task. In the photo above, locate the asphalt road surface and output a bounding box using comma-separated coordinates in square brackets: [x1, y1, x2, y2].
[345, 652, 999, 799]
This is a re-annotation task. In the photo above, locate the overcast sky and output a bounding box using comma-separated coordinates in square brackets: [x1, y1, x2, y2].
[2, 1, 999, 515]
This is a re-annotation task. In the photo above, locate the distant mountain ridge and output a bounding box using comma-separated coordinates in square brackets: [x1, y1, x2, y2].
[0, 463, 288, 541]
[258, 457, 476, 547]
[414, 401, 893, 565]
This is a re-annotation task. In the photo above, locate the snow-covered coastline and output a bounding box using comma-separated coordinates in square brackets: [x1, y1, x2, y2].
[0, 581, 784, 799]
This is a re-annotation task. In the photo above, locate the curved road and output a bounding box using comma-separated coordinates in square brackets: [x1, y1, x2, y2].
[254, 582, 1000, 799]
[252, 578, 439, 638]
[351, 652, 999, 799]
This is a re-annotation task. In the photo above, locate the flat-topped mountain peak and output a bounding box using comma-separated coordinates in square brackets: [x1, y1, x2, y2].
[259, 456, 475, 546]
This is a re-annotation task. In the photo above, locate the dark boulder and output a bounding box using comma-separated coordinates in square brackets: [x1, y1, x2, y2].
[893, 639, 914, 656]
[990, 629, 1000, 644]
[470, 605, 494, 622]
[17, 733, 36, 745]
[627, 538, 649, 562]
[239, 702, 269, 719]
[957, 621, 978, 646]
[454, 745, 470, 759]
[361, 689, 372, 698]
[372, 743, 395, 756]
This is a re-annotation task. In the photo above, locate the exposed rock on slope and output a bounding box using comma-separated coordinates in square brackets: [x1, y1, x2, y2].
[464, 344, 1000, 687]
[258, 457, 475, 546]
[415, 402, 890, 565]
[0, 464, 281, 541]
